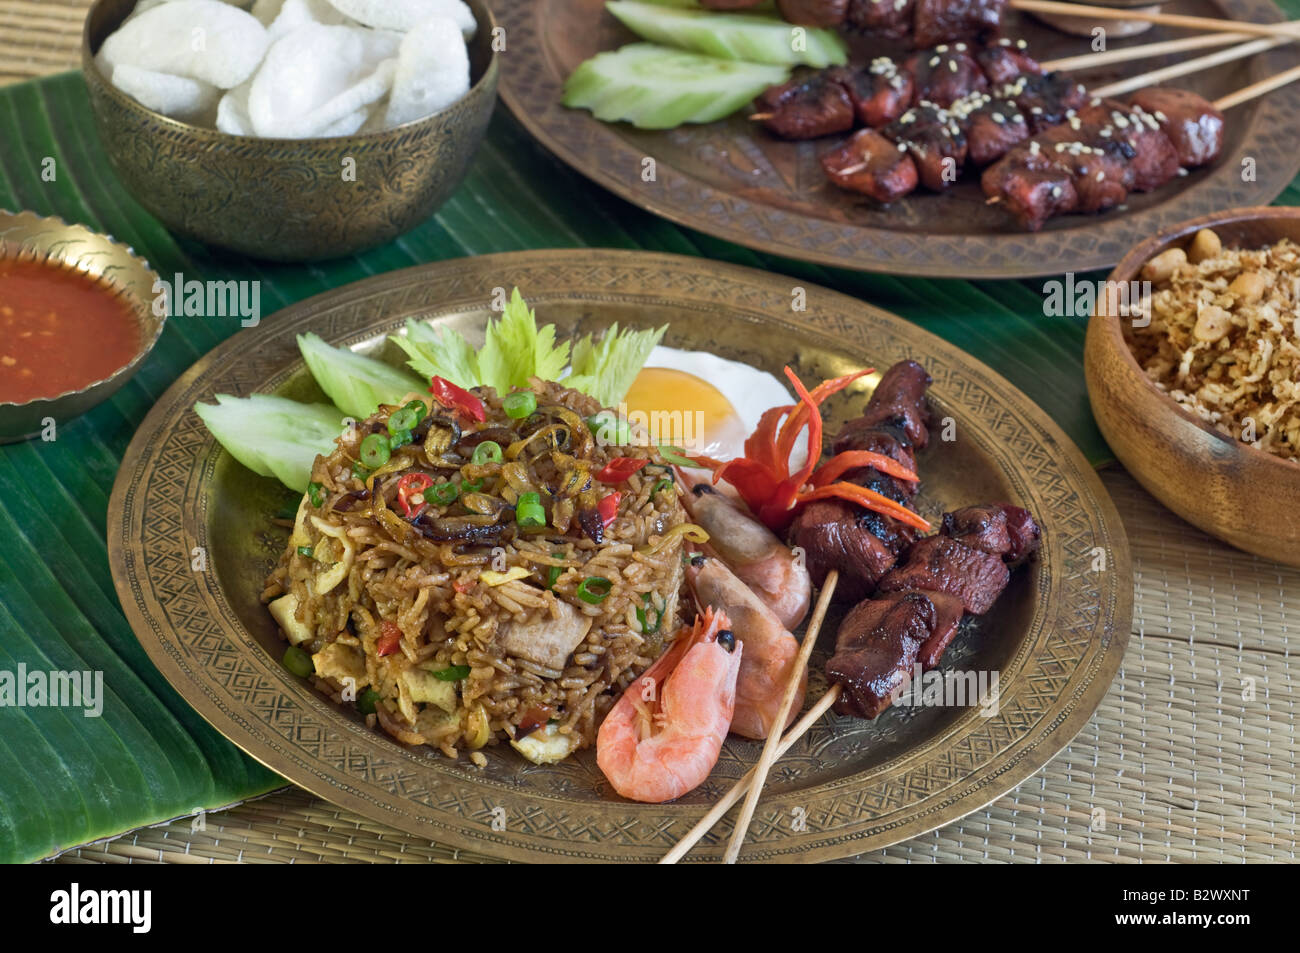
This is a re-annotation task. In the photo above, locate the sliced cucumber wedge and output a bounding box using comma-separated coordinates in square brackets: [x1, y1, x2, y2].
[564, 43, 789, 129]
[606, 1, 847, 68]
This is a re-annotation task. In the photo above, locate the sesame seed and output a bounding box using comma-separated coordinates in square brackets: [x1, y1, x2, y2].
[1051, 185, 1063, 197]
[937, 44, 948, 52]
[929, 56, 940, 67]
[956, 43, 967, 51]
[1096, 171, 1104, 181]
[898, 141, 908, 151]
[1155, 110, 1168, 122]
[993, 112, 1005, 124]
[949, 61, 958, 72]
[1017, 39, 1028, 49]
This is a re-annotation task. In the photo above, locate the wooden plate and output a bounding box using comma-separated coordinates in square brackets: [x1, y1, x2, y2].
[108, 250, 1131, 862]
[495, 0, 1300, 278]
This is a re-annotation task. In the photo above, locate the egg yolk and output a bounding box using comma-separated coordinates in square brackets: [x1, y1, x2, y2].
[620, 367, 749, 459]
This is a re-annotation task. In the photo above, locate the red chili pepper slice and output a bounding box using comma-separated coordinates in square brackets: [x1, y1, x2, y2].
[429, 376, 486, 422]
[596, 491, 622, 529]
[377, 620, 403, 657]
[810, 449, 919, 488]
[514, 706, 553, 740]
[396, 472, 435, 518]
[596, 457, 648, 483]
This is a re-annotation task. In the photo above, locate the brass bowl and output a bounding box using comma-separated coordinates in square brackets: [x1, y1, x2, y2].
[81, 0, 499, 262]
[0, 209, 165, 443]
[1085, 206, 1300, 567]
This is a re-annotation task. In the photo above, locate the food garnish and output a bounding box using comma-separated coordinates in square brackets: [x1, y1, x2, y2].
[193, 393, 347, 493]
[693, 366, 930, 532]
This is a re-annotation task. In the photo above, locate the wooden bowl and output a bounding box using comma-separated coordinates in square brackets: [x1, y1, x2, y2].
[81, 0, 499, 262]
[1084, 206, 1300, 567]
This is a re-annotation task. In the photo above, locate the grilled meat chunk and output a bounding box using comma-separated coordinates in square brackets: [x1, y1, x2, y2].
[821, 128, 920, 203]
[790, 499, 913, 603]
[839, 58, 916, 127]
[877, 534, 1010, 614]
[939, 502, 1042, 567]
[777, 0, 850, 25]
[758, 72, 855, 140]
[964, 93, 1030, 165]
[905, 45, 988, 108]
[913, 0, 1006, 48]
[827, 591, 935, 718]
[1128, 87, 1225, 168]
[847, 0, 914, 41]
[837, 359, 933, 450]
[886, 102, 967, 190]
[1075, 99, 1180, 191]
[975, 38, 1041, 85]
[1005, 72, 1090, 133]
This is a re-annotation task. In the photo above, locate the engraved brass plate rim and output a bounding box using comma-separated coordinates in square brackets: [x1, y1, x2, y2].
[493, 0, 1300, 279]
[108, 250, 1131, 862]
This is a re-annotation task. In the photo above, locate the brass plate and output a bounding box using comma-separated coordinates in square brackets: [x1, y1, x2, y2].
[108, 250, 1131, 862]
[495, 0, 1300, 278]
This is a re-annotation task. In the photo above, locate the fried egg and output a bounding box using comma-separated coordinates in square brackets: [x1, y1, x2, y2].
[620, 346, 794, 461]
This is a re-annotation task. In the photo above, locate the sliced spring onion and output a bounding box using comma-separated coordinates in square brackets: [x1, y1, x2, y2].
[588, 411, 632, 447]
[651, 477, 674, 496]
[636, 592, 665, 635]
[546, 551, 565, 590]
[658, 445, 694, 467]
[424, 482, 460, 506]
[357, 688, 382, 715]
[307, 481, 325, 507]
[296, 545, 314, 558]
[516, 491, 546, 528]
[388, 429, 413, 450]
[351, 461, 371, 481]
[503, 390, 538, 419]
[388, 406, 421, 435]
[359, 433, 391, 469]
[577, 576, 613, 604]
[282, 645, 314, 678]
[472, 440, 503, 465]
[433, 665, 471, 682]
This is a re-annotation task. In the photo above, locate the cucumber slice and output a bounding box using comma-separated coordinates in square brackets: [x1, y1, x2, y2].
[606, 1, 847, 68]
[564, 43, 789, 129]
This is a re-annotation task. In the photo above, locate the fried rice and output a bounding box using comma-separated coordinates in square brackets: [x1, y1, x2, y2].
[261, 379, 691, 763]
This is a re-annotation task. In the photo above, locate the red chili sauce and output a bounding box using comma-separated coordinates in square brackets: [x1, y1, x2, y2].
[0, 258, 141, 404]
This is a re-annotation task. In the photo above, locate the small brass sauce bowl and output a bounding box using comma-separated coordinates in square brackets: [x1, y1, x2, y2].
[81, 0, 499, 262]
[0, 209, 165, 443]
[1085, 206, 1300, 567]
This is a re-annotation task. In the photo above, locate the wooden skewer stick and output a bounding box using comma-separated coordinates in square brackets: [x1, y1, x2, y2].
[1041, 31, 1259, 72]
[721, 569, 840, 865]
[660, 686, 842, 864]
[1215, 60, 1300, 108]
[1091, 36, 1288, 98]
[750, 112, 774, 121]
[1010, 0, 1300, 38]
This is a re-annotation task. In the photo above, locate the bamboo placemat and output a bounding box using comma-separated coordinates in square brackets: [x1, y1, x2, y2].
[11, 2, 1297, 864]
[49, 469, 1300, 864]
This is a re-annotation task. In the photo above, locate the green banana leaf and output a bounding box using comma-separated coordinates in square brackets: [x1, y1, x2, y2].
[1, 36, 1297, 863]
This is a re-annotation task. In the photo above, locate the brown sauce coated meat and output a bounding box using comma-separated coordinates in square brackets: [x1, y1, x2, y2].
[913, 0, 1006, 48]
[821, 129, 919, 203]
[1128, 87, 1225, 168]
[905, 45, 988, 108]
[846, 0, 914, 41]
[827, 592, 937, 718]
[757, 73, 856, 139]
[877, 534, 1011, 614]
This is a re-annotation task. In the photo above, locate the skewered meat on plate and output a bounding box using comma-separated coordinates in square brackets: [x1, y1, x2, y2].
[716, 0, 1011, 47]
[826, 501, 1041, 719]
[790, 360, 931, 602]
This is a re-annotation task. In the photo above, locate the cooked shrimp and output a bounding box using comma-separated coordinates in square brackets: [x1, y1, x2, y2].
[597, 607, 742, 804]
[680, 481, 812, 630]
[687, 554, 805, 740]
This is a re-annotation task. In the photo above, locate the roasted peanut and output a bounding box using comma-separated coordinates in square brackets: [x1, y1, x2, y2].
[1142, 247, 1187, 284]
[1193, 304, 1232, 342]
[1228, 271, 1266, 303]
[1187, 228, 1221, 263]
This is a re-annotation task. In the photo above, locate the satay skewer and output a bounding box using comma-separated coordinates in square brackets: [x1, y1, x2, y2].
[721, 569, 839, 864]
[660, 686, 842, 864]
[1215, 59, 1300, 108]
[1091, 36, 1288, 97]
[1010, 0, 1300, 38]
[1039, 31, 1261, 71]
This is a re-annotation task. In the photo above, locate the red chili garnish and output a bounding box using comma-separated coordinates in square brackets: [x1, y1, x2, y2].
[452, 579, 475, 594]
[514, 706, 553, 740]
[596, 491, 622, 529]
[377, 620, 403, 657]
[429, 376, 486, 422]
[690, 365, 931, 534]
[596, 457, 648, 483]
[396, 472, 435, 518]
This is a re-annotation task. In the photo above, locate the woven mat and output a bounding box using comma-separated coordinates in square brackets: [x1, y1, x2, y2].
[12, 3, 1297, 864]
[49, 469, 1300, 864]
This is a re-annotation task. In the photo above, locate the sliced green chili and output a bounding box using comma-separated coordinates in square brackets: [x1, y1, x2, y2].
[577, 576, 613, 604]
[359, 433, 391, 469]
[281, 645, 314, 678]
[471, 440, 503, 465]
[503, 390, 537, 419]
[433, 664, 471, 682]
